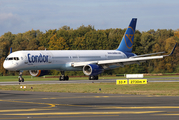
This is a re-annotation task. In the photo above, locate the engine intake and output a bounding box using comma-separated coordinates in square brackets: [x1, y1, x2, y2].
[83, 64, 104, 76]
[29, 70, 49, 77]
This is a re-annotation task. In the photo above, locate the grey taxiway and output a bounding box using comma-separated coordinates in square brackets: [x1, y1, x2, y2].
[1, 90, 179, 120]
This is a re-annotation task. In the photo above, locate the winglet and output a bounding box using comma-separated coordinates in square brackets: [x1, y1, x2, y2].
[168, 43, 177, 56]
[10, 47, 12, 54]
[164, 43, 177, 57]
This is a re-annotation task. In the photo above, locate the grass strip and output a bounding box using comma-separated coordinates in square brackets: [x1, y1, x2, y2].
[1, 82, 179, 96]
[1, 75, 179, 82]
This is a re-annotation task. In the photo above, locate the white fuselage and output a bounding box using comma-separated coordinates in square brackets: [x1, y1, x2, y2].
[3, 50, 128, 71]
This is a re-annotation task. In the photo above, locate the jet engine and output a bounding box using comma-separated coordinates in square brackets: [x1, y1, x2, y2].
[83, 64, 104, 76]
[29, 70, 49, 77]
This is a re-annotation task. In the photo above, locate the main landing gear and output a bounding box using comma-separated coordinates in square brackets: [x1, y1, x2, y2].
[18, 71, 24, 82]
[89, 75, 98, 80]
[59, 71, 69, 81]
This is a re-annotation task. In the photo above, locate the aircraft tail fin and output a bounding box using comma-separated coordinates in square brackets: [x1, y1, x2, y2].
[10, 47, 12, 54]
[117, 18, 137, 52]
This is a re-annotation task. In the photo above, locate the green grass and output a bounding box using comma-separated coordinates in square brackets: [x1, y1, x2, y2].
[1, 75, 179, 96]
[1, 75, 179, 82]
[0, 76, 57, 82]
[0, 75, 126, 82]
[0, 75, 88, 82]
[1, 82, 179, 96]
[144, 75, 179, 78]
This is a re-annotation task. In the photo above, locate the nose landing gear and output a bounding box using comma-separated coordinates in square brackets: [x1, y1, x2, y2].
[18, 71, 24, 82]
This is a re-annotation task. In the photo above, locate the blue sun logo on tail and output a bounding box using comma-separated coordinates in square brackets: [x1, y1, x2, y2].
[124, 26, 135, 49]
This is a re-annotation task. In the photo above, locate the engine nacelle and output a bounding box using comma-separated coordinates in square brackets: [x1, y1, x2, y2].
[83, 64, 104, 76]
[29, 70, 49, 77]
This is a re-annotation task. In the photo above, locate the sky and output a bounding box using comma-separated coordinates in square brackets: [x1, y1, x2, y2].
[0, 0, 179, 36]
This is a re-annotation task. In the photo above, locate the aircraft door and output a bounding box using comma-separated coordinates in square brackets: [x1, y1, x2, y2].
[48, 54, 52, 63]
[24, 55, 28, 64]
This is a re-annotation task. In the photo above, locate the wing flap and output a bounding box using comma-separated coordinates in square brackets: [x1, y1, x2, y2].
[71, 61, 98, 67]
[98, 56, 163, 65]
[131, 51, 165, 58]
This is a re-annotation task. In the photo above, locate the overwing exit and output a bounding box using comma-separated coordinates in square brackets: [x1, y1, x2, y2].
[3, 18, 176, 82]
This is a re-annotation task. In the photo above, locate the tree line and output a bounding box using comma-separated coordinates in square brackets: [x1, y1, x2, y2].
[0, 25, 179, 76]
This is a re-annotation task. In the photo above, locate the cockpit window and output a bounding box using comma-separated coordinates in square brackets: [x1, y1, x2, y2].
[9, 58, 13, 60]
[14, 57, 19, 60]
[5, 57, 19, 61]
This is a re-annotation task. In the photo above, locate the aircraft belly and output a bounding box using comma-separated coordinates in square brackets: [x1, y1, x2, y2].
[107, 65, 120, 69]
[20, 63, 81, 71]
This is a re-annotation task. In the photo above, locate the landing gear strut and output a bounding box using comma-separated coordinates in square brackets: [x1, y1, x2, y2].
[59, 71, 69, 81]
[18, 71, 24, 82]
[89, 75, 98, 80]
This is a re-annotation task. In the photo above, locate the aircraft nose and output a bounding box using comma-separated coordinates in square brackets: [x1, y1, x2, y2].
[3, 61, 8, 70]
[3, 61, 14, 70]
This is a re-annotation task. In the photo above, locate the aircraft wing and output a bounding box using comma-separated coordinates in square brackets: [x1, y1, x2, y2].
[131, 51, 165, 58]
[131, 43, 177, 58]
[71, 55, 163, 67]
[72, 43, 177, 68]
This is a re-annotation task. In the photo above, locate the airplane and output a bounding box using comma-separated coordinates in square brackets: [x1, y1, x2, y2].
[3, 18, 177, 82]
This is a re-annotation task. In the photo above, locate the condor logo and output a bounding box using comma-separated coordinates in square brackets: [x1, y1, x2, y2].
[124, 26, 134, 49]
[28, 53, 48, 63]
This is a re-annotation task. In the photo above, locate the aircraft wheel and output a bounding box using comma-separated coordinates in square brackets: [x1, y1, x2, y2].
[89, 76, 93, 80]
[95, 76, 98, 80]
[65, 76, 69, 81]
[59, 76, 64, 81]
[22, 78, 24, 82]
[59, 76, 69, 81]
[89, 76, 98, 80]
[18, 78, 24, 82]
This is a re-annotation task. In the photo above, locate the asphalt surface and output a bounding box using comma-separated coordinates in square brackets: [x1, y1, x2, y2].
[1, 90, 179, 120]
[1, 78, 179, 120]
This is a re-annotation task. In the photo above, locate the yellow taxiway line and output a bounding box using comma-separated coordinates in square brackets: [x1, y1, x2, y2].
[1, 111, 163, 116]
[0, 115, 119, 119]
[96, 106, 179, 109]
[0, 109, 51, 113]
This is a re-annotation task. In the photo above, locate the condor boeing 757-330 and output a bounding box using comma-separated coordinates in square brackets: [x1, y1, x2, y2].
[3, 18, 176, 82]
